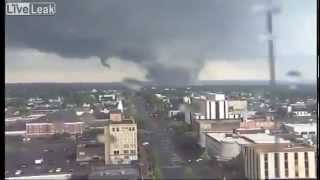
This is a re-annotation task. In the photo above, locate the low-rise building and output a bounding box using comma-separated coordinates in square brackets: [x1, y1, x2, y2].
[205, 132, 290, 162]
[25, 111, 84, 137]
[109, 110, 123, 122]
[168, 110, 181, 118]
[240, 119, 279, 129]
[283, 123, 317, 136]
[206, 132, 252, 161]
[193, 119, 241, 147]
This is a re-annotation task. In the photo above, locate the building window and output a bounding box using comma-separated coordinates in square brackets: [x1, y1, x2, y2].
[284, 153, 289, 177]
[132, 127, 135, 131]
[130, 150, 136, 154]
[124, 150, 128, 154]
[274, 153, 279, 178]
[294, 152, 299, 177]
[112, 128, 115, 132]
[114, 150, 119, 155]
[264, 153, 268, 179]
[304, 152, 309, 177]
[116, 128, 119, 132]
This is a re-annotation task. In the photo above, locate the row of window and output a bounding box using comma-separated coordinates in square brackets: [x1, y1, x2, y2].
[112, 127, 135, 132]
[265, 152, 310, 178]
[113, 150, 136, 155]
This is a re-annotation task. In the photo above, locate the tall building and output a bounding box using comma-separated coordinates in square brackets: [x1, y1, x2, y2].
[244, 143, 316, 179]
[104, 114, 138, 165]
[184, 94, 247, 124]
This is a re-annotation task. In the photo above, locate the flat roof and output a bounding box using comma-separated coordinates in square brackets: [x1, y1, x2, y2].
[109, 119, 135, 124]
[284, 123, 317, 128]
[77, 144, 104, 161]
[195, 119, 241, 124]
[240, 133, 291, 144]
[30, 110, 81, 123]
[251, 143, 316, 153]
[206, 132, 252, 145]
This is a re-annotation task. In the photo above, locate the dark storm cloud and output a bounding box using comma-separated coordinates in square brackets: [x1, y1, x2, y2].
[6, 0, 269, 84]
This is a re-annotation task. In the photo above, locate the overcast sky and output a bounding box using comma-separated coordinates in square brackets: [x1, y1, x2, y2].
[5, 0, 316, 84]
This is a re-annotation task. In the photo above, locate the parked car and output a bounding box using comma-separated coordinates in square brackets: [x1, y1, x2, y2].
[15, 170, 22, 176]
[20, 164, 28, 168]
[56, 168, 62, 173]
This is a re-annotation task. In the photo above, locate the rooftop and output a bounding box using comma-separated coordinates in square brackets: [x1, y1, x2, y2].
[251, 143, 315, 153]
[109, 110, 122, 114]
[240, 133, 291, 144]
[76, 143, 104, 162]
[206, 132, 252, 145]
[109, 119, 135, 124]
[31, 110, 81, 123]
[284, 123, 317, 129]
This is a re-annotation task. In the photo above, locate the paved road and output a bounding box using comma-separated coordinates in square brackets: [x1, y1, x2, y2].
[131, 94, 247, 179]
[132, 96, 185, 179]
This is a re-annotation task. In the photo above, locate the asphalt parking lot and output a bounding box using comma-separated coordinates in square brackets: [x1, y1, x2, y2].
[5, 136, 78, 178]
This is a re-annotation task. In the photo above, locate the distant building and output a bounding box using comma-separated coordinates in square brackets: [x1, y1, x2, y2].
[183, 96, 191, 104]
[104, 114, 138, 165]
[283, 123, 317, 136]
[288, 102, 312, 117]
[168, 110, 181, 118]
[25, 111, 84, 137]
[240, 119, 279, 129]
[117, 100, 124, 113]
[184, 94, 247, 124]
[243, 143, 317, 179]
[99, 94, 117, 106]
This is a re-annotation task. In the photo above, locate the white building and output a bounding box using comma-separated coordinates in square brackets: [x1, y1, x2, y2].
[283, 123, 317, 136]
[168, 110, 181, 118]
[205, 132, 290, 162]
[183, 96, 191, 104]
[193, 119, 241, 148]
[104, 115, 138, 165]
[185, 94, 247, 122]
[206, 132, 251, 161]
[117, 100, 124, 113]
[244, 143, 317, 179]
[240, 133, 291, 144]
[288, 102, 312, 117]
[99, 94, 117, 104]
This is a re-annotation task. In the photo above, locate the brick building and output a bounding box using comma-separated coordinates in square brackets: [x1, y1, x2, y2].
[26, 111, 84, 137]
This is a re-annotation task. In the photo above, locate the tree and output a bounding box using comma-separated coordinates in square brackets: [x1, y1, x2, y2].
[200, 149, 210, 161]
[184, 167, 197, 179]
